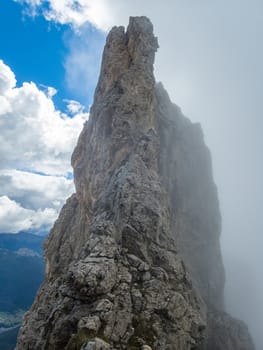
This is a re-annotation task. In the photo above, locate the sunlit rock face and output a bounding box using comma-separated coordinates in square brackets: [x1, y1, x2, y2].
[16, 16, 255, 350]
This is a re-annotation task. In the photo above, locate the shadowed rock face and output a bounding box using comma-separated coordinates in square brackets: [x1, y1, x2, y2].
[16, 16, 255, 350]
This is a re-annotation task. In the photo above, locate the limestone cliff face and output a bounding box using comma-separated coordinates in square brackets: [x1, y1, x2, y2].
[16, 17, 254, 350]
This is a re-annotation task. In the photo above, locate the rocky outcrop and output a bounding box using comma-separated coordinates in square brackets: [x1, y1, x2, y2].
[16, 16, 255, 350]
[207, 311, 255, 350]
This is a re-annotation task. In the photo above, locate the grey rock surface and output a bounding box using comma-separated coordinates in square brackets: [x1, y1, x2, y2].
[16, 16, 255, 350]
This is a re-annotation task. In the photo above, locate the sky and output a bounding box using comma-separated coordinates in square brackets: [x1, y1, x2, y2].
[0, 0, 262, 348]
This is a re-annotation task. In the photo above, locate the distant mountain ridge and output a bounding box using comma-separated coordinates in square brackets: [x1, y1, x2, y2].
[0, 231, 46, 255]
[0, 250, 44, 312]
[0, 231, 45, 349]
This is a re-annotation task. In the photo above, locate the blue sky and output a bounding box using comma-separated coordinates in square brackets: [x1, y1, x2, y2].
[0, 0, 105, 110]
[0, 2, 63, 84]
[0, 1, 262, 348]
[0, 0, 66, 108]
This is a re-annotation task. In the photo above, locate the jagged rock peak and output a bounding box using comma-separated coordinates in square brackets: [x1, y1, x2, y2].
[16, 16, 255, 350]
[94, 16, 158, 103]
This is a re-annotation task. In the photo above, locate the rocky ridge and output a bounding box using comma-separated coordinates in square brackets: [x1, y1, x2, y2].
[16, 17, 255, 350]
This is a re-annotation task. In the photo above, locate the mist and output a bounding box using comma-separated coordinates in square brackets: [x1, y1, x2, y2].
[97, 1, 263, 348]
[154, 3, 263, 348]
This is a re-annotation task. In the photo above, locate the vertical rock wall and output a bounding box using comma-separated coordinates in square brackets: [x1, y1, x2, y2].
[16, 16, 255, 350]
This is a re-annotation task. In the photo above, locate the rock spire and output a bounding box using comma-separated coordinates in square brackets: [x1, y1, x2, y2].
[16, 16, 255, 350]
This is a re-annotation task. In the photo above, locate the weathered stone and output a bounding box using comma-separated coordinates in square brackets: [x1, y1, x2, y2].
[67, 256, 117, 296]
[78, 316, 101, 332]
[127, 254, 150, 271]
[16, 16, 255, 350]
[81, 338, 111, 350]
[142, 346, 152, 350]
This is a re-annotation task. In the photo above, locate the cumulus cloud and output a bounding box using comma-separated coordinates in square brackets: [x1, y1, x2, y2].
[0, 59, 16, 93]
[0, 196, 57, 233]
[0, 59, 88, 233]
[0, 60, 88, 175]
[15, 0, 113, 30]
[65, 99, 85, 114]
[0, 169, 74, 211]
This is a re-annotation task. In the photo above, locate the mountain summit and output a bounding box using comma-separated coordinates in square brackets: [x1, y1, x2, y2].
[16, 16, 254, 350]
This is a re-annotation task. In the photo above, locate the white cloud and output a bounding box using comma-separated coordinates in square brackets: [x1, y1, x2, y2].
[46, 86, 58, 98]
[0, 60, 88, 175]
[64, 99, 85, 115]
[0, 169, 74, 210]
[0, 196, 57, 233]
[0, 95, 12, 115]
[0, 59, 87, 233]
[15, 0, 114, 30]
[0, 59, 16, 94]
